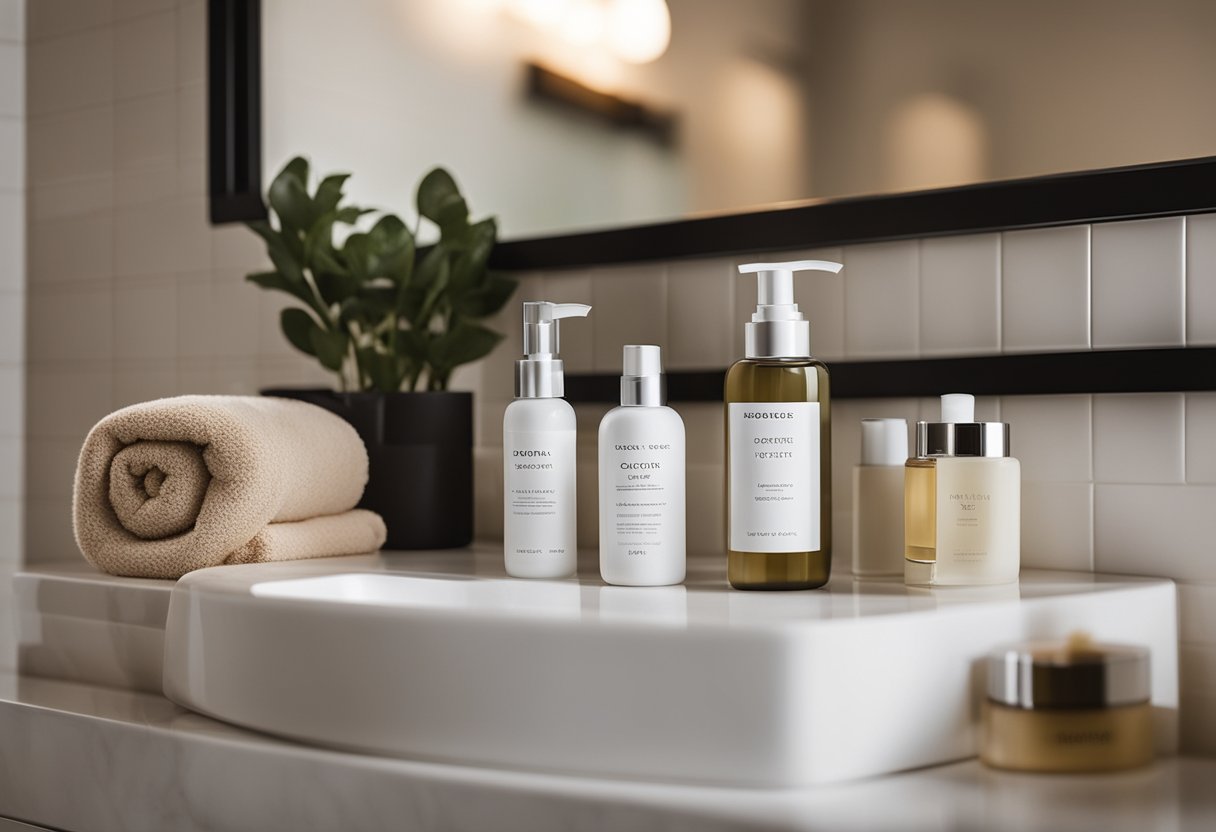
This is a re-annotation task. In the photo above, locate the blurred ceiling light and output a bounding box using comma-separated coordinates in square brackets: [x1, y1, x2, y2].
[508, 0, 567, 31]
[885, 93, 988, 192]
[559, 0, 607, 46]
[607, 0, 670, 64]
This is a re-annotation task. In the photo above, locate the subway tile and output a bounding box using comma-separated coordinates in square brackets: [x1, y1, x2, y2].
[476, 398, 508, 451]
[0, 291, 22, 362]
[0, 500, 19, 566]
[1187, 213, 1216, 345]
[0, 116, 22, 190]
[1180, 694, 1216, 755]
[1094, 484, 1216, 581]
[590, 264, 666, 372]
[576, 461, 598, 549]
[27, 27, 113, 115]
[1001, 225, 1090, 352]
[31, 175, 114, 221]
[0, 366, 20, 435]
[1180, 644, 1216, 696]
[25, 436, 81, 500]
[0, 436, 19, 499]
[843, 240, 919, 359]
[113, 277, 178, 361]
[26, 365, 113, 440]
[23, 496, 79, 563]
[113, 164, 177, 207]
[29, 211, 113, 284]
[674, 402, 723, 465]
[1092, 394, 1184, 484]
[115, 92, 176, 171]
[112, 360, 176, 408]
[686, 462, 723, 557]
[574, 403, 611, 452]
[1187, 393, 1216, 484]
[666, 258, 735, 369]
[1000, 395, 1091, 482]
[0, 194, 19, 294]
[27, 0, 111, 41]
[177, 274, 259, 360]
[1021, 482, 1093, 572]
[114, 197, 210, 275]
[177, 82, 205, 160]
[1178, 583, 1216, 645]
[212, 223, 270, 271]
[28, 106, 113, 186]
[1091, 217, 1185, 348]
[113, 0, 175, 22]
[473, 446, 503, 541]
[177, 3, 205, 86]
[113, 11, 175, 100]
[919, 233, 1000, 355]
[0, 43, 22, 117]
[176, 151, 206, 198]
[0, 0, 25, 41]
[542, 270, 594, 372]
[28, 284, 114, 363]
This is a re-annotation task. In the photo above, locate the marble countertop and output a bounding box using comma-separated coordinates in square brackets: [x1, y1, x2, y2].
[0, 672, 1213, 832]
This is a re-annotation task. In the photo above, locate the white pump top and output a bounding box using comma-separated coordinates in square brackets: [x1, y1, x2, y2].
[940, 393, 976, 423]
[515, 301, 592, 399]
[737, 259, 843, 358]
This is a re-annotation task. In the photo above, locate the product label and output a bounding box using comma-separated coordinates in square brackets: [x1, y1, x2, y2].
[602, 439, 683, 561]
[728, 402, 820, 552]
[933, 457, 1020, 582]
[504, 430, 576, 558]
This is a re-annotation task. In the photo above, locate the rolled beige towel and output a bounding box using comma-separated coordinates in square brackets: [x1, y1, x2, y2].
[73, 395, 387, 579]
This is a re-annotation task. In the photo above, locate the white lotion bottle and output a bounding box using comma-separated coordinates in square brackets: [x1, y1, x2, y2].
[598, 345, 686, 586]
[852, 418, 908, 577]
[503, 301, 591, 579]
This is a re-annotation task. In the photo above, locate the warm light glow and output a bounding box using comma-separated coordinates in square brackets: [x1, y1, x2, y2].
[507, 0, 567, 31]
[559, 0, 606, 46]
[607, 0, 671, 64]
[884, 93, 988, 192]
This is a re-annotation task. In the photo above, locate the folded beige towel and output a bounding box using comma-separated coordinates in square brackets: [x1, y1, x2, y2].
[74, 395, 387, 579]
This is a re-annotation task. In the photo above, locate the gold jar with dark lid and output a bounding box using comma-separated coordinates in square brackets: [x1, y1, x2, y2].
[981, 633, 1154, 772]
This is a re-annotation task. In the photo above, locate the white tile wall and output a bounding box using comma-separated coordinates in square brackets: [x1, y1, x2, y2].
[1093, 394, 1185, 484]
[843, 240, 919, 358]
[666, 258, 735, 369]
[1187, 213, 1216, 345]
[1001, 225, 1090, 352]
[919, 233, 1000, 355]
[590, 264, 667, 372]
[1092, 217, 1185, 348]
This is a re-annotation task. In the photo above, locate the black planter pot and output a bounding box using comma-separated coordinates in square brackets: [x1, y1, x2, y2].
[262, 388, 473, 550]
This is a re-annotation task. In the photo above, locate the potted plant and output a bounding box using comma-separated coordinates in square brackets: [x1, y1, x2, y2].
[246, 157, 517, 549]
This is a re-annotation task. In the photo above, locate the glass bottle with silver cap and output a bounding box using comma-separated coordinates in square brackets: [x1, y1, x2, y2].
[904, 393, 1020, 586]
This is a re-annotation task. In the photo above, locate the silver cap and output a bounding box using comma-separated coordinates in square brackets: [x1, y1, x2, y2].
[619, 345, 665, 406]
[916, 421, 1010, 458]
[738, 260, 842, 359]
[987, 635, 1151, 709]
[514, 301, 591, 399]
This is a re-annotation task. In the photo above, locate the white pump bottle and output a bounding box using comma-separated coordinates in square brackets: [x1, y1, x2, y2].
[503, 301, 591, 579]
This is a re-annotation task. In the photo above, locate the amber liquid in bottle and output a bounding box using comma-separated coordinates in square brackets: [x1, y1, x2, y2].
[723, 358, 831, 590]
[904, 457, 937, 564]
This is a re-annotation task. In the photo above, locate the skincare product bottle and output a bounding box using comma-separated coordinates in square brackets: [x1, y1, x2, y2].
[503, 301, 591, 579]
[598, 345, 686, 586]
[852, 418, 908, 577]
[724, 259, 842, 590]
[904, 393, 1020, 586]
[981, 634, 1154, 772]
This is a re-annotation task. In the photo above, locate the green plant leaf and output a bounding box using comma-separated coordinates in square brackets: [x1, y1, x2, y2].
[315, 271, 362, 307]
[248, 219, 306, 284]
[357, 347, 402, 393]
[280, 307, 322, 357]
[429, 321, 503, 372]
[309, 327, 348, 372]
[394, 328, 429, 361]
[417, 168, 468, 231]
[456, 273, 517, 318]
[313, 173, 351, 216]
[446, 217, 497, 295]
[415, 257, 450, 328]
[268, 157, 315, 237]
[367, 214, 415, 283]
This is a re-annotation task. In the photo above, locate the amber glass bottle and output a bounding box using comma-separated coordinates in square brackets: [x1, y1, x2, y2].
[724, 259, 841, 590]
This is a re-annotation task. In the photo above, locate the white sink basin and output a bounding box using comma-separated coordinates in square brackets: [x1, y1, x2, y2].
[162, 544, 1178, 786]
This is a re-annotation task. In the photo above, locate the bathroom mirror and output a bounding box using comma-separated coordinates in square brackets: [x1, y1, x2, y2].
[211, 0, 1216, 238]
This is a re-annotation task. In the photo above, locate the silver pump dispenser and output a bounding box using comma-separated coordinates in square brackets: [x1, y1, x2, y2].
[620, 344, 665, 406]
[737, 259, 843, 358]
[515, 301, 592, 399]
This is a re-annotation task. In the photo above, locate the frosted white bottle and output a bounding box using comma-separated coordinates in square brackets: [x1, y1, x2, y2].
[852, 418, 908, 577]
[503, 301, 591, 579]
[598, 345, 686, 586]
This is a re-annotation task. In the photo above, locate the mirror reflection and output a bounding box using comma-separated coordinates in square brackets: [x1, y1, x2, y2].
[262, 0, 1216, 237]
